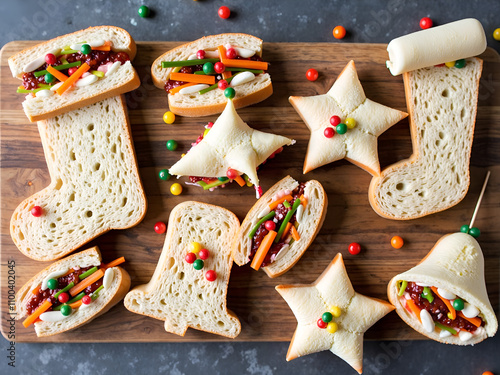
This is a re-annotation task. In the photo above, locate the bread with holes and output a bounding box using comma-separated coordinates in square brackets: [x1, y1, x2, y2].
[151, 33, 272, 117]
[8, 26, 140, 122]
[15, 247, 131, 337]
[369, 58, 482, 220]
[232, 176, 327, 278]
[124, 201, 241, 338]
[10, 96, 147, 261]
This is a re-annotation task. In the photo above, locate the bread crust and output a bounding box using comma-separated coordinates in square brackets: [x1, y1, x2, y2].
[369, 57, 482, 220]
[151, 33, 272, 116]
[232, 176, 327, 278]
[14, 247, 131, 337]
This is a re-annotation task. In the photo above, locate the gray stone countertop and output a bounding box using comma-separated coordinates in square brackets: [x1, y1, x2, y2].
[1, 1, 499, 374]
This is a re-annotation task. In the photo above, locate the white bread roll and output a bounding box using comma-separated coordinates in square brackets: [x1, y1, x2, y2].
[10, 96, 147, 261]
[151, 33, 272, 116]
[369, 58, 482, 220]
[8, 26, 140, 122]
[15, 247, 131, 337]
[232, 176, 327, 278]
[386, 18, 486, 75]
[387, 233, 498, 345]
[124, 201, 241, 338]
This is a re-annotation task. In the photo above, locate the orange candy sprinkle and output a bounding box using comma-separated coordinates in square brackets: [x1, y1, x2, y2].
[333, 26, 346, 39]
[391, 236, 404, 249]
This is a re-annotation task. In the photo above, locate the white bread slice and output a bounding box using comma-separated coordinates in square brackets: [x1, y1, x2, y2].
[276, 253, 394, 373]
[10, 96, 147, 261]
[8, 26, 140, 122]
[369, 58, 482, 220]
[232, 176, 327, 278]
[15, 247, 131, 337]
[151, 33, 272, 116]
[168, 99, 294, 189]
[387, 233, 498, 345]
[124, 201, 241, 338]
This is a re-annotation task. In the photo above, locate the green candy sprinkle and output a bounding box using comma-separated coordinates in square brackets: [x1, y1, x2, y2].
[47, 278, 58, 290]
[336, 123, 347, 135]
[81, 44, 92, 55]
[60, 304, 72, 316]
[224, 87, 235, 99]
[468, 227, 480, 238]
[166, 140, 178, 151]
[454, 59, 466, 69]
[138, 5, 150, 18]
[452, 298, 464, 311]
[460, 224, 470, 234]
[193, 259, 204, 270]
[159, 169, 171, 181]
[322, 312, 333, 323]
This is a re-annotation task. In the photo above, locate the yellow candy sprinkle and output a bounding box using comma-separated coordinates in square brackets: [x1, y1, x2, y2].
[181, 153, 186, 158]
[447, 312, 454, 320]
[345, 118, 356, 129]
[327, 322, 338, 334]
[203, 128, 210, 137]
[189, 242, 202, 253]
[445, 61, 456, 68]
[163, 111, 175, 124]
[170, 183, 183, 196]
[329, 306, 342, 318]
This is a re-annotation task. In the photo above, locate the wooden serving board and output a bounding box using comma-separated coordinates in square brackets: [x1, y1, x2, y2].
[1, 42, 499, 343]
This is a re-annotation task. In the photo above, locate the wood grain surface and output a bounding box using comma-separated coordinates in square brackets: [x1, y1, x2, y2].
[1, 41, 499, 343]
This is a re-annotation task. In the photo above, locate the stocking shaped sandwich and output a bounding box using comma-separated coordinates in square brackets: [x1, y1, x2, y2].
[152, 33, 272, 116]
[168, 99, 294, 198]
[8, 26, 140, 122]
[232, 176, 327, 278]
[125, 201, 241, 338]
[388, 231, 497, 344]
[15, 247, 130, 337]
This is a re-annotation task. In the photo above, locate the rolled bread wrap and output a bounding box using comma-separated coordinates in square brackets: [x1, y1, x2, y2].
[387, 233, 498, 345]
[386, 18, 486, 76]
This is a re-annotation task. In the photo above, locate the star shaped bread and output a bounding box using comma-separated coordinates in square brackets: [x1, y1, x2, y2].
[275, 253, 394, 374]
[169, 99, 294, 189]
[289, 60, 407, 175]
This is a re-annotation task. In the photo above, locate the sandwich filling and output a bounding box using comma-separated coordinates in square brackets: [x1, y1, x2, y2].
[248, 183, 307, 268]
[398, 281, 485, 342]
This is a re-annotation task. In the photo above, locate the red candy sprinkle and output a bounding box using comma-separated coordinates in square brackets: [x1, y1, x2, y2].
[68, 67, 78, 76]
[226, 48, 237, 59]
[348, 242, 361, 255]
[306, 68, 319, 81]
[218, 79, 228, 90]
[420, 17, 433, 29]
[330, 115, 341, 126]
[45, 53, 56, 65]
[214, 62, 225, 73]
[264, 220, 276, 231]
[218, 6, 231, 19]
[82, 295, 92, 305]
[185, 253, 197, 264]
[205, 270, 217, 282]
[324, 127, 335, 138]
[198, 248, 210, 260]
[317, 318, 328, 329]
[31, 206, 43, 217]
[58, 292, 69, 303]
[226, 168, 238, 179]
[196, 50, 206, 59]
[154, 221, 166, 234]
[207, 122, 214, 129]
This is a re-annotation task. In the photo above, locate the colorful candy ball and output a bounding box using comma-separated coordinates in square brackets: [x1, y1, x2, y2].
[166, 139, 178, 151]
[31, 206, 43, 217]
[60, 304, 72, 316]
[327, 321, 338, 334]
[189, 242, 202, 253]
[47, 278, 58, 290]
[44, 73, 55, 84]
[138, 5, 150, 18]
[317, 317, 328, 329]
[170, 183, 182, 195]
[336, 123, 347, 135]
[224, 87, 236, 99]
[45, 53, 56, 65]
[163, 111, 175, 124]
[82, 295, 92, 305]
[419, 17, 433, 29]
[460, 224, 470, 233]
[185, 252, 196, 264]
[158, 169, 170, 181]
[218, 79, 229, 90]
[218, 6, 230, 19]
[330, 115, 341, 126]
[226, 168, 238, 179]
[306, 68, 319, 81]
[193, 259, 204, 270]
[391, 236, 404, 249]
[452, 298, 464, 311]
[324, 127, 335, 138]
[205, 270, 217, 281]
[322, 312, 333, 323]
[226, 48, 237, 59]
[348, 242, 361, 255]
[198, 248, 210, 260]
[80, 44, 92, 55]
[196, 50, 205, 59]
[58, 292, 69, 304]
[345, 118, 357, 129]
[494, 28, 500, 41]
[154, 221, 166, 234]
[214, 62, 225, 73]
[333, 26, 346, 39]
[264, 220, 276, 231]
[468, 227, 480, 238]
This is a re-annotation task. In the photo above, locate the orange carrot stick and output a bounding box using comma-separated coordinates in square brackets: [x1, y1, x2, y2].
[299, 194, 308, 208]
[69, 300, 83, 309]
[290, 226, 301, 242]
[282, 222, 293, 240]
[222, 71, 232, 79]
[233, 175, 245, 187]
[69, 269, 104, 296]
[92, 41, 111, 51]
[218, 45, 227, 62]
[220, 59, 268, 70]
[431, 287, 456, 320]
[169, 72, 215, 85]
[102, 256, 126, 270]
[250, 230, 277, 271]
[458, 312, 482, 327]
[268, 195, 293, 211]
[22, 300, 52, 327]
[405, 299, 422, 322]
[168, 82, 197, 95]
[31, 285, 41, 295]
[46, 65, 69, 82]
[56, 63, 90, 95]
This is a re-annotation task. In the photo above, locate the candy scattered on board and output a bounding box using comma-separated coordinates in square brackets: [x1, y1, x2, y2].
[163, 111, 175, 124]
[391, 236, 404, 249]
[218, 6, 230, 19]
[333, 25, 346, 39]
[154, 222, 166, 234]
[138, 5, 150, 18]
[170, 183, 183, 195]
[305, 68, 318, 81]
[420, 17, 433, 29]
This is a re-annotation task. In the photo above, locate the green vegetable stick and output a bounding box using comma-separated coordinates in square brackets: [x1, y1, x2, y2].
[435, 322, 457, 335]
[161, 58, 219, 68]
[79, 266, 98, 280]
[33, 61, 82, 77]
[54, 282, 75, 299]
[398, 281, 408, 296]
[275, 199, 302, 243]
[248, 211, 276, 238]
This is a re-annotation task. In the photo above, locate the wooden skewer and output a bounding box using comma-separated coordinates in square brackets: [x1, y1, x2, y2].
[469, 170, 491, 228]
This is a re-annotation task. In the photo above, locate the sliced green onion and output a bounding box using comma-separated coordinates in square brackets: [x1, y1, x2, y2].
[91, 285, 104, 301]
[79, 266, 98, 280]
[435, 322, 457, 335]
[90, 70, 105, 78]
[59, 49, 79, 55]
[67, 291, 86, 305]
[249, 211, 276, 238]
[37, 83, 52, 89]
[161, 58, 219, 68]
[283, 200, 291, 208]
[16, 88, 46, 94]
[199, 75, 235, 95]
[60, 57, 69, 65]
[54, 282, 75, 299]
[33, 61, 82, 77]
[398, 280, 408, 296]
[194, 71, 207, 75]
[225, 68, 264, 74]
[197, 179, 227, 190]
[421, 287, 434, 303]
[275, 199, 302, 243]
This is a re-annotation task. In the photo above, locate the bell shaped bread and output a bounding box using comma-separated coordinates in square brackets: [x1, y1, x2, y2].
[168, 99, 294, 191]
[124, 201, 241, 338]
[388, 232, 498, 345]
